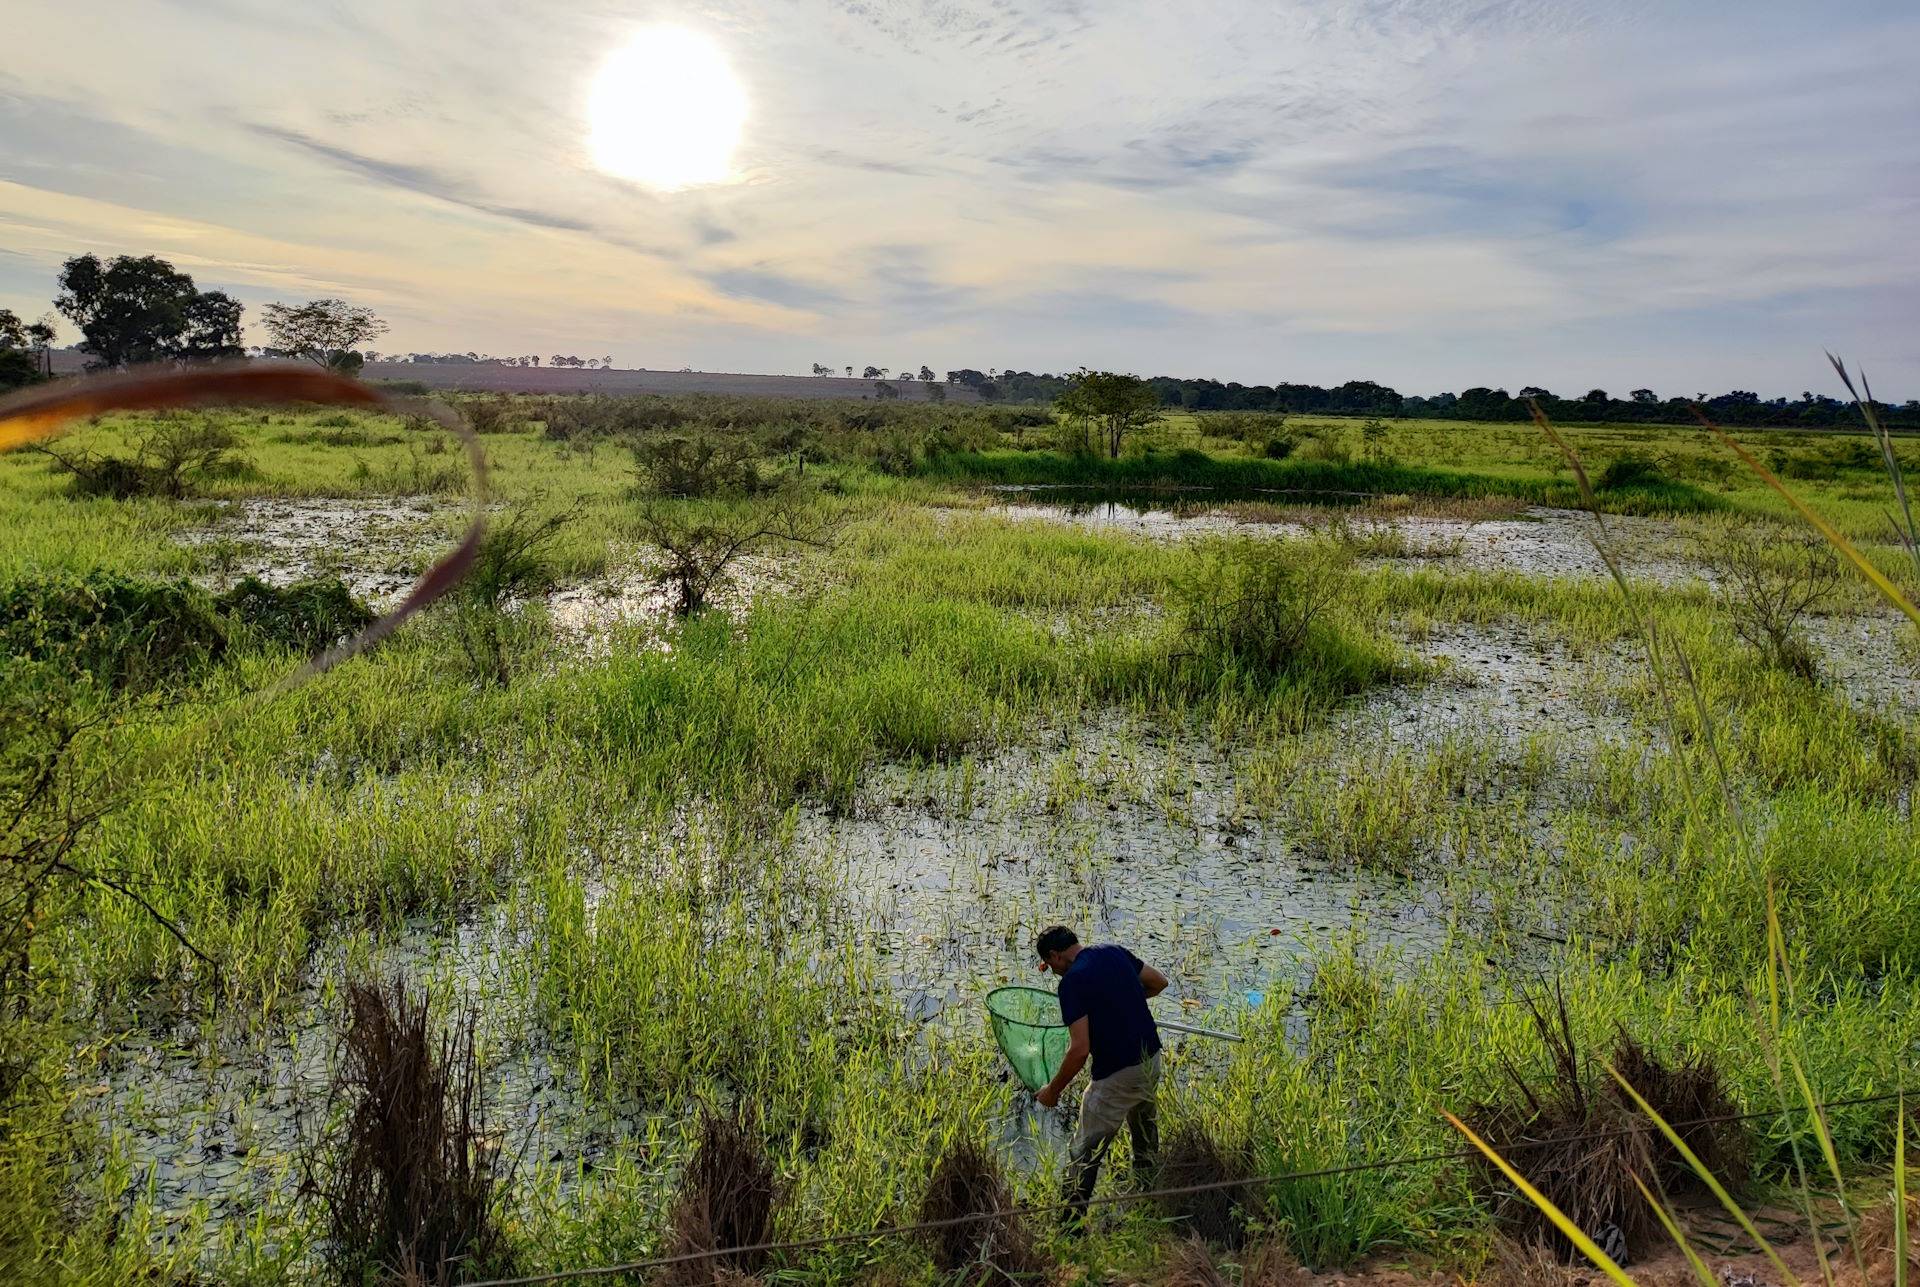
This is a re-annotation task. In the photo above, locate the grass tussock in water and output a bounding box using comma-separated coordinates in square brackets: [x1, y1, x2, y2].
[319, 975, 514, 1286]
[663, 1112, 783, 1286]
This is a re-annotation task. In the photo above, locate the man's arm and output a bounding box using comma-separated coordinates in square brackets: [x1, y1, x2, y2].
[1035, 1016, 1090, 1108]
[1139, 964, 1168, 998]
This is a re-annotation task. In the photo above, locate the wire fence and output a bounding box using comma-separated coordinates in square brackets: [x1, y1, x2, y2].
[459, 1087, 1914, 1286]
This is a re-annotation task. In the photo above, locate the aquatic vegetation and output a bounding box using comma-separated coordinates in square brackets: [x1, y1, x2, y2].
[0, 396, 1916, 1282]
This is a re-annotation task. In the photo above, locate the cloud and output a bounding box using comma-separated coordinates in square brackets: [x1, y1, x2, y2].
[0, 0, 1915, 393]
[705, 267, 845, 313]
[249, 126, 597, 233]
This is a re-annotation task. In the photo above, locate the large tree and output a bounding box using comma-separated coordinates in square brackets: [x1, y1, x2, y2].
[260, 298, 390, 374]
[54, 253, 244, 369]
[1056, 369, 1160, 459]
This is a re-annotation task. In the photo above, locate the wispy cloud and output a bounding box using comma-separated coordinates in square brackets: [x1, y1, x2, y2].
[250, 126, 596, 233]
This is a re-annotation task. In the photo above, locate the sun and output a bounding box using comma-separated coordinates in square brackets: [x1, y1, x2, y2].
[587, 26, 748, 190]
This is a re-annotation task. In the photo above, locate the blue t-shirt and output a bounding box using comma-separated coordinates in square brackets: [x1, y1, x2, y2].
[1057, 944, 1161, 1081]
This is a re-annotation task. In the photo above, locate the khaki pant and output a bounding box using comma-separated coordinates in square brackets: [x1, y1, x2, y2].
[1063, 1052, 1161, 1213]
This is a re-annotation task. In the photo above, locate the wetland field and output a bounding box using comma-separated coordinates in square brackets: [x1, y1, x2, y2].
[4, 394, 1919, 1283]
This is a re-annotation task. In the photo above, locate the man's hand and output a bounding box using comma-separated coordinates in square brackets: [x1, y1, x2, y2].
[1036, 1016, 1090, 1111]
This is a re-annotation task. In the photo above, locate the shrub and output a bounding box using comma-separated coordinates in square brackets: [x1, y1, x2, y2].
[1291, 430, 1350, 466]
[1596, 452, 1667, 491]
[445, 506, 571, 685]
[1696, 524, 1841, 678]
[214, 576, 373, 655]
[632, 484, 838, 617]
[1172, 538, 1353, 675]
[0, 572, 226, 691]
[460, 397, 524, 435]
[630, 433, 765, 499]
[31, 421, 246, 500]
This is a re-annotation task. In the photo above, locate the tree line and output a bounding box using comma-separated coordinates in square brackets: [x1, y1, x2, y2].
[945, 370, 1918, 428]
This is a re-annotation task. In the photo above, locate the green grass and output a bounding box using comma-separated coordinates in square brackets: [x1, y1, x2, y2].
[4, 396, 1919, 1282]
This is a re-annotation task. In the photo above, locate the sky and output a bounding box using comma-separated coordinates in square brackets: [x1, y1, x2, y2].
[2, 0, 1916, 398]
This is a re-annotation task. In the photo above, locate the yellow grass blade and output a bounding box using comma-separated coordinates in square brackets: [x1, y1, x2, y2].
[1635, 1174, 1717, 1287]
[1442, 1112, 1638, 1287]
[1897, 1102, 1909, 1287]
[1701, 414, 1920, 630]
[1788, 1054, 1862, 1284]
[1608, 1066, 1800, 1287]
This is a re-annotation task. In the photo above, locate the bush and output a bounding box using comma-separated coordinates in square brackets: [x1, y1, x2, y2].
[1596, 452, 1667, 491]
[31, 421, 246, 500]
[630, 433, 765, 499]
[0, 572, 226, 691]
[1171, 538, 1353, 675]
[1696, 524, 1841, 678]
[460, 396, 525, 435]
[214, 576, 373, 655]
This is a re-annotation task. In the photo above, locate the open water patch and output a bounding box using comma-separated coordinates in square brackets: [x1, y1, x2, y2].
[976, 487, 1708, 586]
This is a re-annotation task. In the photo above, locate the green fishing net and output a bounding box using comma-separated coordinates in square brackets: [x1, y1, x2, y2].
[986, 985, 1068, 1092]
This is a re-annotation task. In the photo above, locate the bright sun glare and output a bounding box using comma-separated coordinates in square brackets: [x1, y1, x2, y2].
[587, 26, 748, 190]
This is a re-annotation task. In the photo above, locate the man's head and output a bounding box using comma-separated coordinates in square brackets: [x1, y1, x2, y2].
[1035, 925, 1080, 976]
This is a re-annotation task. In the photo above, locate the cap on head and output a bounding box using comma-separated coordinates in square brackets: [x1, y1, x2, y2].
[1034, 925, 1078, 960]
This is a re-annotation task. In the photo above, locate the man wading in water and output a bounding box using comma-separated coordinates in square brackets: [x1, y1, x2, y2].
[1032, 925, 1168, 1226]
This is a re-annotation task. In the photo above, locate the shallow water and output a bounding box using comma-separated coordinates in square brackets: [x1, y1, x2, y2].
[176, 497, 452, 606]
[980, 490, 1707, 586]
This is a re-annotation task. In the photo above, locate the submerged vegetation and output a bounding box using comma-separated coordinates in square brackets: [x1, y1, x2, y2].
[1, 385, 1917, 1283]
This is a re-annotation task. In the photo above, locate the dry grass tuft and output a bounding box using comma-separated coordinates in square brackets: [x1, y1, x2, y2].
[1845, 1195, 1920, 1286]
[1155, 1124, 1261, 1248]
[1159, 1237, 1230, 1287]
[663, 1111, 783, 1287]
[916, 1136, 1046, 1284]
[1479, 1233, 1568, 1287]
[1241, 1240, 1310, 1287]
[319, 975, 512, 1286]
[1463, 991, 1745, 1262]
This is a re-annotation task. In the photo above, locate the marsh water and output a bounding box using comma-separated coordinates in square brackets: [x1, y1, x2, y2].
[116, 485, 1911, 1233]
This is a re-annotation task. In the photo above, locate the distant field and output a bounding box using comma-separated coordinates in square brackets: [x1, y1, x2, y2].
[44, 349, 973, 401]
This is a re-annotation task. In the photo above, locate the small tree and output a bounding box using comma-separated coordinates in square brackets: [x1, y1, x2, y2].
[918, 365, 935, 383]
[1696, 526, 1842, 679]
[862, 366, 882, 380]
[1056, 369, 1160, 459]
[261, 298, 390, 375]
[633, 485, 840, 617]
